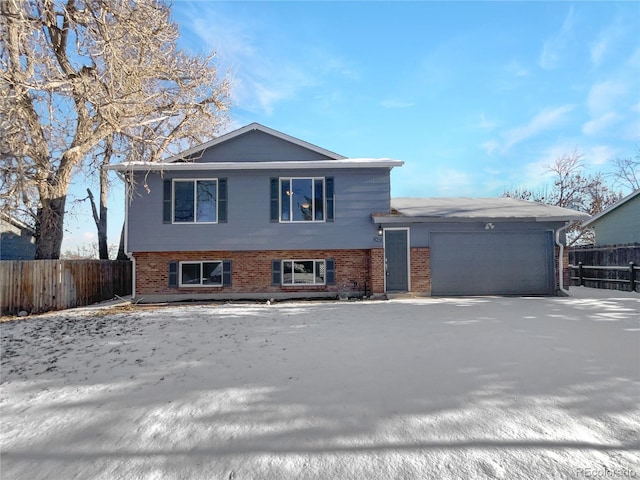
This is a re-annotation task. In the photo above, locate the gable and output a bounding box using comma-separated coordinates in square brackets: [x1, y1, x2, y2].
[189, 129, 339, 163]
[587, 194, 640, 245]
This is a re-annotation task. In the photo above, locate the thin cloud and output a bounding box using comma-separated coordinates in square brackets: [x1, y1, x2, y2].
[504, 60, 530, 78]
[480, 139, 500, 156]
[586, 79, 629, 115]
[380, 100, 415, 109]
[181, 5, 355, 116]
[539, 6, 575, 70]
[434, 169, 473, 195]
[586, 145, 616, 166]
[502, 105, 575, 151]
[590, 16, 628, 68]
[475, 113, 497, 131]
[582, 112, 620, 136]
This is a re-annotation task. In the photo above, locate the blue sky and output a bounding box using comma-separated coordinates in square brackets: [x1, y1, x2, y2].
[64, 1, 640, 252]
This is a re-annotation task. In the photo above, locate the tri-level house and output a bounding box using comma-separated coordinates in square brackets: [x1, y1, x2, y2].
[109, 123, 588, 301]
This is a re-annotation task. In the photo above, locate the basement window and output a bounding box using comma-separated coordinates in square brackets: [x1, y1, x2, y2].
[282, 260, 326, 285]
[179, 261, 223, 287]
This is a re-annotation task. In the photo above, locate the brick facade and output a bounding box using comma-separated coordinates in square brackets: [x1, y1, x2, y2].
[369, 248, 385, 293]
[134, 242, 561, 299]
[410, 247, 431, 293]
[134, 249, 375, 297]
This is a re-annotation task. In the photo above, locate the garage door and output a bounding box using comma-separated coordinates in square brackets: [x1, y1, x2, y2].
[430, 231, 555, 296]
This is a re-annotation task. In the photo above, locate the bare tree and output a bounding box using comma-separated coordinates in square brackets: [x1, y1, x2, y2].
[1, 0, 230, 259]
[61, 241, 117, 259]
[609, 147, 640, 192]
[504, 149, 621, 245]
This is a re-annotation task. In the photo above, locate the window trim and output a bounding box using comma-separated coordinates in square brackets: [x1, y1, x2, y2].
[172, 178, 219, 224]
[281, 259, 327, 286]
[279, 177, 326, 223]
[178, 260, 223, 287]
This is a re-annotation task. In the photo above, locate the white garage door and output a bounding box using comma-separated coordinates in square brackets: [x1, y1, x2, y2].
[430, 231, 555, 296]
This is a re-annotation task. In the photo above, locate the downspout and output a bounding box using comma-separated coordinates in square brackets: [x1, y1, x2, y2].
[555, 222, 570, 296]
[116, 171, 135, 300]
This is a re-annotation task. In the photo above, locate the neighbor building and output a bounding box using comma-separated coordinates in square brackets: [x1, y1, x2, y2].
[0, 213, 36, 261]
[582, 188, 640, 246]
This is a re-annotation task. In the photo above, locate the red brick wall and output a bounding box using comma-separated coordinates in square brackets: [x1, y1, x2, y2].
[134, 249, 373, 296]
[370, 248, 385, 293]
[410, 247, 431, 293]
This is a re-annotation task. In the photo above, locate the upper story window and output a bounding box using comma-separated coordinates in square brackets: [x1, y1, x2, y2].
[163, 178, 227, 224]
[173, 179, 217, 223]
[279, 177, 326, 222]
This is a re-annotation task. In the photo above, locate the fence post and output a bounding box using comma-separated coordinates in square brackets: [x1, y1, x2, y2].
[578, 262, 584, 286]
[630, 262, 636, 293]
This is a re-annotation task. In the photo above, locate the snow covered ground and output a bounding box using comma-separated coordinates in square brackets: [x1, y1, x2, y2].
[1, 289, 639, 480]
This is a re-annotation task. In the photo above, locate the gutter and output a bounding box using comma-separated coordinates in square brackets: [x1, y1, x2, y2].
[116, 171, 135, 300]
[555, 222, 570, 296]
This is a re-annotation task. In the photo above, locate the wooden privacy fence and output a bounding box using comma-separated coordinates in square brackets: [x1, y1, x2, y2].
[568, 243, 640, 292]
[0, 260, 132, 315]
[569, 263, 638, 292]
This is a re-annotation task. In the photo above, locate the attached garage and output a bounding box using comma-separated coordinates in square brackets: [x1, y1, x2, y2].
[430, 231, 554, 295]
[373, 197, 590, 297]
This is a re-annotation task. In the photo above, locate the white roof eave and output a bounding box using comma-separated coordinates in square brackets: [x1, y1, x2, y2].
[106, 159, 404, 172]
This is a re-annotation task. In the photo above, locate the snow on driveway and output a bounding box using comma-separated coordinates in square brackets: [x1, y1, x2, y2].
[1, 290, 639, 479]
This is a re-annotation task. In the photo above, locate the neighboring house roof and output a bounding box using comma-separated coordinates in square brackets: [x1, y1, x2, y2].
[372, 197, 590, 223]
[107, 122, 403, 172]
[582, 188, 640, 228]
[0, 212, 35, 236]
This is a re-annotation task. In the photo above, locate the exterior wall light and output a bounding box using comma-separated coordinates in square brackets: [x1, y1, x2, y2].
[377, 225, 384, 236]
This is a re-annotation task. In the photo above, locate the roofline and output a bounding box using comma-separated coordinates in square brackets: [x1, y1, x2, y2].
[582, 188, 640, 227]
[371, 214, 588, 223]
[164, 122, 347, 162]
[106, 158, 404, 172]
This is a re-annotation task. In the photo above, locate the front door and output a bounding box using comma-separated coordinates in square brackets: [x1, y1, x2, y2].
[385, 229, 409, 291]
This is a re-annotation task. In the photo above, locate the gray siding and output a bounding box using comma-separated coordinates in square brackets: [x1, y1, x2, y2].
[189, 130, 336, 163]
[402, 221, 567, 247]
[127, 168, 391, 252]
[591, 196, 640, 245]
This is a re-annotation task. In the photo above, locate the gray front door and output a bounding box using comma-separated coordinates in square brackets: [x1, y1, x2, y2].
[385, 229, 409, 291]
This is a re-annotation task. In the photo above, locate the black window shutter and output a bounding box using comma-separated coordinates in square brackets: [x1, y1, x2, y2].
[222, 260, 232, 286]
[325, 177, 334, 222]
[218, 178, 227, 223]
[168, 261, 178, 288]
[326, 258, 335, 285]
[163, 180, 172, 223]
[270, 177, 279, 222]
[272, 259, 281, 285]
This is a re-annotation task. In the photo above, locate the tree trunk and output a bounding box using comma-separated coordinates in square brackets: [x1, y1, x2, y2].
[98, 164, 109, 260]
[87, 187, 109, 260]
[117, 223, 128, 260]
[35, 195, 66, 259]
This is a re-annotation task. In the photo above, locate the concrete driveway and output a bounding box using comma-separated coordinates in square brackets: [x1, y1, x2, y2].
[1, 288, 638, 479]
